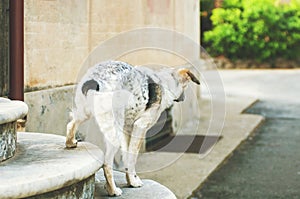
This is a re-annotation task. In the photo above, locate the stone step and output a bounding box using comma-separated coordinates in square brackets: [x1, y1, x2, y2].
[0, 132, 103, 198]
[0, 97, 28, 161]
[0, 132, 176, 199]
[0, 98, 28, 125]
[95, 170, 176, 199]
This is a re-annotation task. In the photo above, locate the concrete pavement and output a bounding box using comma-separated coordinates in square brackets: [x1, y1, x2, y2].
[191, 69, 300, 199]
[137, 95, 263, 198]
[191, 101, 300, 199]
[218, 69, 300, 103]
[136, 69, 300, 198]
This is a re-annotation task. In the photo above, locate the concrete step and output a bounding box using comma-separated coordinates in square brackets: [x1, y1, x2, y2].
[95, 170, 176, 199]
[0, 97, 28, 161]
[0, 132, 176, 199]
[0, 132, 103, 198]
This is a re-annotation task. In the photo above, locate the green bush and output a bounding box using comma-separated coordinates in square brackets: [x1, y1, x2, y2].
[203, 0, 300, 62]
[200, 0, 215, 43]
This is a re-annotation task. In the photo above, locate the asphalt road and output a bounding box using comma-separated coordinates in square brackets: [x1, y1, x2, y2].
[190, 70, 300, 199]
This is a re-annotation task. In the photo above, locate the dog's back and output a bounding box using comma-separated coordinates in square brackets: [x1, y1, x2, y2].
[75, 61, 158, 124]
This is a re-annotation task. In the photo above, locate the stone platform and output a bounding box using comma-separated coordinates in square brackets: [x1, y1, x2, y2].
[95, 170, 176, 199]
[0, 132, 103, 198]
[0, 98, 28, 161]
[0, 132, 176, 199]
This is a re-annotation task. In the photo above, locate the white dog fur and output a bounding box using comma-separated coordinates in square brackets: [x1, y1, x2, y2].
[66, 61, 200, 196]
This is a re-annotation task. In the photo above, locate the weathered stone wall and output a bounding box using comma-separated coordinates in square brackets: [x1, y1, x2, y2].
[0, 122, 17, 162]
[25, 86, 75, 135]
[24, 0, 201, 141]
[0, 98, 28, 162]
[24, 0, 89, 89]
[24, 0, 200, 89]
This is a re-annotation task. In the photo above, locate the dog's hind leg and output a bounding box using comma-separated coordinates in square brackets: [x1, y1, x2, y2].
[66, 109, 88, 148]
[66, 119, 78, 148]
[95, 113, 123, 196]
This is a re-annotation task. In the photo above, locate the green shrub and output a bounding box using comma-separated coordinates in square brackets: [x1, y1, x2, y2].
[200, 0, 215, 43]
[203, 0, 300, 62]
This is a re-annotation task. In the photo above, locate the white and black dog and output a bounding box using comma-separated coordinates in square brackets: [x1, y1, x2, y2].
[66, 61, 200, 196]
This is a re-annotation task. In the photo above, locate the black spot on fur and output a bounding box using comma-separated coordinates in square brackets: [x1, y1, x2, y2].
[81, 79, 99, 96]
[174, 92, 185, 102]
[146, 77, 162, 110]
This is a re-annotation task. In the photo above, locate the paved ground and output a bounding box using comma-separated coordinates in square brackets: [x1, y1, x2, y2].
[190, 69, 300, 199]
[136, 77, 264, 198]
[218, 69, 300, 104]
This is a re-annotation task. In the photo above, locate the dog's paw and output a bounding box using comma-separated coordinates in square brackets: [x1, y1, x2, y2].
[127, 174, 143, 188]
[113, 187, 123, 196]
[65, 139, 78, 148]
[105, 184, 122, 196]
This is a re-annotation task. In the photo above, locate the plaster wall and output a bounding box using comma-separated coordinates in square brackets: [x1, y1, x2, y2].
[24, 0, 201, 142]
[24, 0, 200, 89]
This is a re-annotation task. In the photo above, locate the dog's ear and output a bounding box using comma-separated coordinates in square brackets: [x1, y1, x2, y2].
[177, 68, 200, 85]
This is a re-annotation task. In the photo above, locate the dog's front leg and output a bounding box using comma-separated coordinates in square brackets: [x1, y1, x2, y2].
[125, 106, 160, 187]
[125, 137, 144, 187]
[125, 122, 148, 187]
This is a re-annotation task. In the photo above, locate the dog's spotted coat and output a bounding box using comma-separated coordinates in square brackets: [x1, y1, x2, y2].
[66, 60, 200, 196]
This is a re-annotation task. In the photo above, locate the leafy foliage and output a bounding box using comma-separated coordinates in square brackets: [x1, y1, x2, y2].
[203, 0, 300, 61]
[200, 0, 215, 42]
